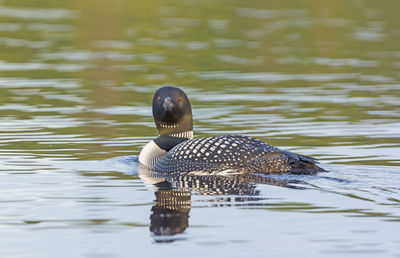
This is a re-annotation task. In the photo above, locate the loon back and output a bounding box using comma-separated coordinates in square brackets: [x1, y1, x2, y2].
[153, 135, 322, 175]
[138, 86, 324, 175]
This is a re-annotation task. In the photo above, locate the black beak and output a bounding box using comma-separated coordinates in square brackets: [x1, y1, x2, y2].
[163, 97, 174, 112]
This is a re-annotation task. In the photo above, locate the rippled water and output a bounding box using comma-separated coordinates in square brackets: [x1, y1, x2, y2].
[1, 0, 400, 257]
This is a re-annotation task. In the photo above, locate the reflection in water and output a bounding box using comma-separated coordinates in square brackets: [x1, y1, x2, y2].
[140, 166, 301, 242]
[150, 183, 191, 242]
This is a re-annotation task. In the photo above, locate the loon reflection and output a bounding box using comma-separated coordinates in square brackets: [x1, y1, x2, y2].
[139, 166, 302, 242]
[149, 182, 191, 241]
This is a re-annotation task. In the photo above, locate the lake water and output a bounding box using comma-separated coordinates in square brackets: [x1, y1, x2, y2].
[1, 0, 400, 257]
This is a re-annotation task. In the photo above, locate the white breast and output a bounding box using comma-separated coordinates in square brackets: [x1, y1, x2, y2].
[138, 140, 166, 169]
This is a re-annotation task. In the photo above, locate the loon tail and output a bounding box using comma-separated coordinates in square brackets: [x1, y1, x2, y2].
[289, 153, 326, 175]
[246, 151, 325, 175]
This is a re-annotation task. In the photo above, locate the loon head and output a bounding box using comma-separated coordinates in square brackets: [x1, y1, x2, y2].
[152, 86, 193, 136]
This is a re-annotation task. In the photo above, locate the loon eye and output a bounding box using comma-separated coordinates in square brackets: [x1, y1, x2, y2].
[178, 97, 182, 103]
[157, 96, 161, 103]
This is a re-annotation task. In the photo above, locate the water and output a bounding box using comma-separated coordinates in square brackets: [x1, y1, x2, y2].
[1, 0, 400, 257]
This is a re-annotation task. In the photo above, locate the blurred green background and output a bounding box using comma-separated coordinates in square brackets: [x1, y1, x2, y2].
[0, 0, 399, 164]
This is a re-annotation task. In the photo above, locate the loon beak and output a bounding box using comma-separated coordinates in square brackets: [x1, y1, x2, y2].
[163, 97, 174, 112]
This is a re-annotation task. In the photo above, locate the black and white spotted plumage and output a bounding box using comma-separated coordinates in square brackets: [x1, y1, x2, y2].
[153, 135, 319, 175]
[139, 86, 324, 175]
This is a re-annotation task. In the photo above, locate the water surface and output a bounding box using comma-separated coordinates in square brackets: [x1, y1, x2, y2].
[0, 0, 400, 257]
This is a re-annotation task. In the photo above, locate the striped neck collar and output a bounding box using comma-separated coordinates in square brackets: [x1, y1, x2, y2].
[166, 130, 193, 139]
[154, 131, 193, 152]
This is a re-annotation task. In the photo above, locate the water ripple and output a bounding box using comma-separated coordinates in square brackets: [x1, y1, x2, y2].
[0, 6, 78, 20]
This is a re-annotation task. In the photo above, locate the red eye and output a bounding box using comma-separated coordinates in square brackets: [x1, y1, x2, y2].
[178, 97, 182, 102]
[157, 96, 161, 102]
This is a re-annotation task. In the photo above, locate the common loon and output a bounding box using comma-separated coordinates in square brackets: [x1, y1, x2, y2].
[139, 86, 324, 175]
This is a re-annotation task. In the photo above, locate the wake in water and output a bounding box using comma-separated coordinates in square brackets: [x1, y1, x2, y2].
[104, 155, 400, 212]
[103, 155, 400, 196]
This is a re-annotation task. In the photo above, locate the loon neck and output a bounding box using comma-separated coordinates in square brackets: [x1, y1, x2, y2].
[154, 131, 193, 152]
[167, 131, 193, 139]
